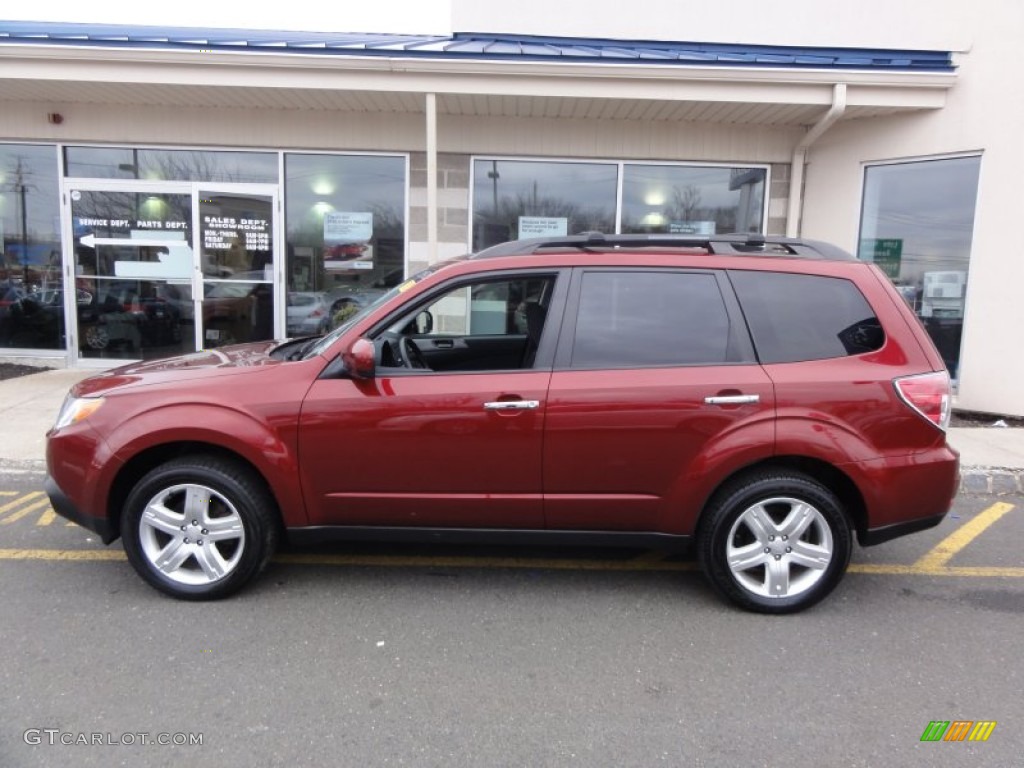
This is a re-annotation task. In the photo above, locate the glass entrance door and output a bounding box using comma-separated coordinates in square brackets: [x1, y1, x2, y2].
[68, 187, 195, 362]
[197, 189, 278, 349]
[65, 183, 281, 362]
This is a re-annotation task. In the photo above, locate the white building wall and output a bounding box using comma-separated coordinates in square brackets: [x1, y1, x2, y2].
[801, 0, 1024, 415]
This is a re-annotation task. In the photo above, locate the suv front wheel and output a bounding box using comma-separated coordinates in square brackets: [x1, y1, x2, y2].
[121, 456, 279, 600]
[698, 472, 852, 614]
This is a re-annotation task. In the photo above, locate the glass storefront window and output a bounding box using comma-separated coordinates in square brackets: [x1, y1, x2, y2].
[0, 144, 63, 350]
[858, 156, 982, 380]
[65, 147, 278, 183]
[285, 153, 406, 332]
[471, 160, 618, 250]
[621, 164, 766, 235]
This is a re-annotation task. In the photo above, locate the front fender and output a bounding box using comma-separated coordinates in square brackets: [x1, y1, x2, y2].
[101, 402, 307, 527]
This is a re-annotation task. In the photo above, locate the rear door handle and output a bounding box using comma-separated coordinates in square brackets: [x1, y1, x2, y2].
[704, 394, 760, 405]
[483, 400, 540, 411]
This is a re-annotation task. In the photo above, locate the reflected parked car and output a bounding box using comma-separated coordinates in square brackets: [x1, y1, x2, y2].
[202, 280, 273, 347]
[323, 267, 405, 317]
[286, 292, 331, 337]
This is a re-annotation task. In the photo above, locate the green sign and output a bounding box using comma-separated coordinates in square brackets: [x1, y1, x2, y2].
[859, 238, 903, 278]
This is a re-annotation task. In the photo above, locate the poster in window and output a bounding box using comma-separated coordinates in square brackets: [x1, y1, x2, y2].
[324, 212, 374, 270]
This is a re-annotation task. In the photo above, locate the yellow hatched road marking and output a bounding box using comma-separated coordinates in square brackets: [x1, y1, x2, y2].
[914, 502, 1015, 571]
[36, 507, 58, 526]
[0, 492, 45, 520]
[0, 498, 52, 525]
[0, 491, 18, 496]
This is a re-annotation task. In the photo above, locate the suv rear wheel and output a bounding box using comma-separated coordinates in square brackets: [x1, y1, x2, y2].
[698, 472, 852, 614]
[121, 456, 279, 600]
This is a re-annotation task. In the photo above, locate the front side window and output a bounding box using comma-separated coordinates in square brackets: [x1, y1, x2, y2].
[857, 156, 981, 380]
[621, 164, 766, 235]
[571, 271, 735, 368]
[730, 271, 884, 364]
[380, 274, 556, 372]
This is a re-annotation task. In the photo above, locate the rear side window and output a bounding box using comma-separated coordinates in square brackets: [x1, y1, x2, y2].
[730, 271, 885, 364]
[571, 271, 735, 368]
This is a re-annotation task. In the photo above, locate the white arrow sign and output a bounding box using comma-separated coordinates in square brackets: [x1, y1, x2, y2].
[79, 233, 188, 250]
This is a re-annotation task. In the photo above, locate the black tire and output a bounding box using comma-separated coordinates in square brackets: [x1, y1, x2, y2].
[697, 471, 852, 614]
[121, 456, 279, 600]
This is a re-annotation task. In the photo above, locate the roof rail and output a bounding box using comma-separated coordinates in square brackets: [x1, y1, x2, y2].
[472, 233, 854, 260]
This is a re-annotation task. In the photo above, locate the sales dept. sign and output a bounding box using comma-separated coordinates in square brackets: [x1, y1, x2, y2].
[859, 238, 903, 278]
[324, 212, 373, 243]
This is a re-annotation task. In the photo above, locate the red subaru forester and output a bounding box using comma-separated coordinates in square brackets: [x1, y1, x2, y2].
[46, 234, 959, 613]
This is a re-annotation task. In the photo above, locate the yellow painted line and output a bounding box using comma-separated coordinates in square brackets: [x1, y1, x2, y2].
[851, 563, 1024, 578]
[914, 502, 1015, 570]
[0, 491, 17, 496]
[0, 499, 52, 525]
[0, 549, 127, 562]
[36, 507, 57, 526]
[0, 491, 44, 518]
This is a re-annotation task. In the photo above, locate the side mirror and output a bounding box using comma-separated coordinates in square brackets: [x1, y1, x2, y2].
[399, 310, 433, 336]
[341, 337, 376, 379]
[415, 310, 433, 335]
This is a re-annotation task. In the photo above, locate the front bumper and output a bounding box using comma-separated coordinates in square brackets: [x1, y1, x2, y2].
[44, 474, 117, 544]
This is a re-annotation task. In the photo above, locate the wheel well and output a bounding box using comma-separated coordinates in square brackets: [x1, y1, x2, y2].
[106, 442, 282, 540]
[698, 456, 867, 539]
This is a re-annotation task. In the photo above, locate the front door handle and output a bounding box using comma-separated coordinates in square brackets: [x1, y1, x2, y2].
[704, 394, 760, 405]
[483, 400, 540, 411]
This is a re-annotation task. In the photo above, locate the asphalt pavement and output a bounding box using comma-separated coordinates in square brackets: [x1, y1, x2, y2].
[0, 366, 1022, 494]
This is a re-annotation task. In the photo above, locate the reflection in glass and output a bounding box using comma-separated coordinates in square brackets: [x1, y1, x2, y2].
[0, 144, 63, 350]
[285, 153, 406, 334]
[472, 159, 617, 250]
[71, 190, 195, 360]
[199, 192, 276, 348]
[65, 147, 278, 183]
[858, 156, 982, 380]
[621, 164, 766, 235]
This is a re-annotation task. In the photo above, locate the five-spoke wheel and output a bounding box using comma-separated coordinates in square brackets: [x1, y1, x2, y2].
[122, 456, 278, 600]
[698, 472, 851, 613]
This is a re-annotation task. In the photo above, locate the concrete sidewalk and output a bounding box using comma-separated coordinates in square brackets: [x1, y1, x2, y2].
[1, 367, 1022, 494]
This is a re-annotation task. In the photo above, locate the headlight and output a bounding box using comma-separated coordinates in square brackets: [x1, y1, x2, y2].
[54, 396, 105, 430]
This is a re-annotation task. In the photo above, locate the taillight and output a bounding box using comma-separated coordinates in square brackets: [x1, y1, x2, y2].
[894, 371, 951, 431]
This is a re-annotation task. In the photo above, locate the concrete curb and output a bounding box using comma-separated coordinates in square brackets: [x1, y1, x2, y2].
[959, 467, 1024, 496]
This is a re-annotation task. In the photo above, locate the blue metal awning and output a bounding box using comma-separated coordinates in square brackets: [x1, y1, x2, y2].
[0, 22, 955, 72]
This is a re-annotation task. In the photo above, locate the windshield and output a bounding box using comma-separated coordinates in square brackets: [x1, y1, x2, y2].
[300, 284, 404, 359]
[299, 257, 471, 360]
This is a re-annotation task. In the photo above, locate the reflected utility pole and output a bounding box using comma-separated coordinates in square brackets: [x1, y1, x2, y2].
[13, 159, 30, 285]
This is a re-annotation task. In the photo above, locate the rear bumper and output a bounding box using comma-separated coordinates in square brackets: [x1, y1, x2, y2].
[44, 474, 117, 544]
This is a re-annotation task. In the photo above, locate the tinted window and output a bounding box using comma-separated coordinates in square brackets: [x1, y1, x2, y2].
[731, 271, 884, 364]
[571, 271, 733, 368]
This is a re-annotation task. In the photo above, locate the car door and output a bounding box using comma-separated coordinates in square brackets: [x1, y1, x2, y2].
[297, 270, 565, 529]
[543, 268, 775, 534]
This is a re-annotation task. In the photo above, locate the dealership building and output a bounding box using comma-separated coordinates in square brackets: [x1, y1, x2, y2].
[1, 0, 1020, 415]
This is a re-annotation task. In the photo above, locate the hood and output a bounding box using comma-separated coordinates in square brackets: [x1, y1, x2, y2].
[74, 341, 283, 397]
